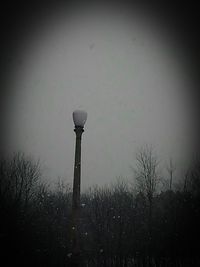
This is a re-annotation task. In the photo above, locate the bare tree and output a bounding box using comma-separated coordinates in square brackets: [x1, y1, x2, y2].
[133, 145, 160, 265]
[0, 152, 41, 209]
[134, 145, 159, 202]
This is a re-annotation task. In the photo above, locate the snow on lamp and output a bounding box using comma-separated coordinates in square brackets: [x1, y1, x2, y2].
[73, 110, 87, 128]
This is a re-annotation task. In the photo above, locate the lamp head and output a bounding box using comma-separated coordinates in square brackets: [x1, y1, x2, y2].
[73, 110, 87, 127]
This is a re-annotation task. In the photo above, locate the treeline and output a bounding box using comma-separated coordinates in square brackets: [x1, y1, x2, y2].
[0, 149, 200, 266]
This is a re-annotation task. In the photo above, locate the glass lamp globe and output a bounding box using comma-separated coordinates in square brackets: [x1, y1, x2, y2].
[73, 110, 87, 127]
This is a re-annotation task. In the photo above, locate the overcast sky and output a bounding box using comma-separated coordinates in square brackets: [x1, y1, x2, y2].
[3, 4, 196, 189]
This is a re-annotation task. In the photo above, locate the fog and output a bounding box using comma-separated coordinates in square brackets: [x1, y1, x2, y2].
[3, 4, 195, 189]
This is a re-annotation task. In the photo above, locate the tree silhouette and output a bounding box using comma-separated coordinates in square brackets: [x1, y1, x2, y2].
[133, 145, 160, 266]
[1, 150, 200, 266]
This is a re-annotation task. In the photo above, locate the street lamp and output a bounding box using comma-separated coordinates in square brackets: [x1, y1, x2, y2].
[71, 110, 87, 267]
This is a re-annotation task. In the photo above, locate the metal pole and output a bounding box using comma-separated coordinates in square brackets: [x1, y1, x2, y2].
[71, 126, 84, 267]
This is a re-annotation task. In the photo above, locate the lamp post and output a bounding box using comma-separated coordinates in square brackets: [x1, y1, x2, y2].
[71, 110, 87, 267]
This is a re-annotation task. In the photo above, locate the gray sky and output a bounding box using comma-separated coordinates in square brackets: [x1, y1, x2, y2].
[4, 5, 195, 189]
